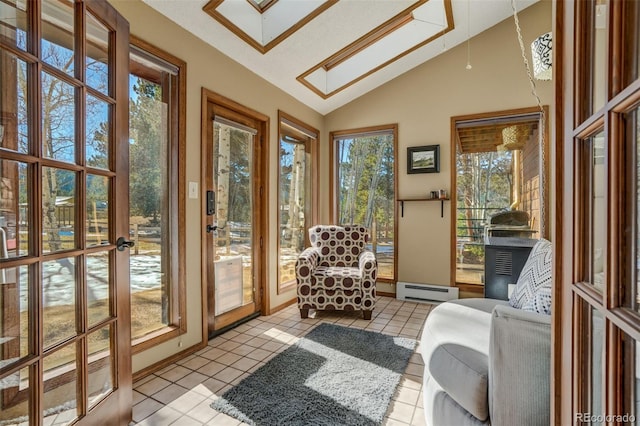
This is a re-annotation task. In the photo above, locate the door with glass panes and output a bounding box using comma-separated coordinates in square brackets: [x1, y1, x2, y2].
[558, 0, 640, 423]
[0, 1, 131, 424]
[203, 93, 266, 335]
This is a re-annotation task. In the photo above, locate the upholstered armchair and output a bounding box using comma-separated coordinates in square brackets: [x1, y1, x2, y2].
[295, 225, 377, 320]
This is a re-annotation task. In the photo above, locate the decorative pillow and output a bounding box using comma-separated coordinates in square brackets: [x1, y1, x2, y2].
[509, 238, 553, 314]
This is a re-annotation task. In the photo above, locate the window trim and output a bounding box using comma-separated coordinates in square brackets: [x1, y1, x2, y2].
[128, 36, 186, 354]
[276, 110, 318, 294]
[329, 124, 398, 284]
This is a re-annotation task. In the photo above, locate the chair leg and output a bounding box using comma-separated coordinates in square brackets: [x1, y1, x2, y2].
[300, 308, 309, 319]
[363, 310, 372, 320]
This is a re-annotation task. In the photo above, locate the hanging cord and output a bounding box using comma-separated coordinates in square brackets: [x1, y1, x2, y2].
[510, 0, 547, 238]
[466, 0, 472, 69]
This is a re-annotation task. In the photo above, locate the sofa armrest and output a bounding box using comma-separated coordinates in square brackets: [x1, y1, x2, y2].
[488, 304, 551, 426]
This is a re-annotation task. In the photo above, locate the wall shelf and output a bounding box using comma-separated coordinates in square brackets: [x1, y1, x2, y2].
[398, 197, 450, 218]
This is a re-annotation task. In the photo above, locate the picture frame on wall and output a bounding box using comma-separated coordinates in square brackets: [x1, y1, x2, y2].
[407, 145, 440, 174]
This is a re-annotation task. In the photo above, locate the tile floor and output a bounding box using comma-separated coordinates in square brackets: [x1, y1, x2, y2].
[131, 296, 434, 426]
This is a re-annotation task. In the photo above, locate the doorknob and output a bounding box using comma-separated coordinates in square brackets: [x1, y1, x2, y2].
[116, 237, 135, 251]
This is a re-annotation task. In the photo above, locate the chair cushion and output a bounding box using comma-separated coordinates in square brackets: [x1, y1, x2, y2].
[308, 225, 368, 267]
[421, 299, 508, 421]
[509, 238, 553, 314]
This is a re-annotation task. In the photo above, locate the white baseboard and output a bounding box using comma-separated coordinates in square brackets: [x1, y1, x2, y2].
[396, 282, 459, 304]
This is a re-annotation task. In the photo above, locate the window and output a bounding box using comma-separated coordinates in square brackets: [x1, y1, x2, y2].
[331, 125, 397, 282]
[128, 37, 186, 350]
[277, 112, 318, 293]
[452, 109, 549, 290]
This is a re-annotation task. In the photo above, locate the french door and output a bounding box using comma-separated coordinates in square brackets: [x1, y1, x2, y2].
[202, 90, 266, 336]
[0, 1, 131, 424]
[558, 0, 640, 423]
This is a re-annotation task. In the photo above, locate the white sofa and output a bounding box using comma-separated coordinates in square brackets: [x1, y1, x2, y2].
[420, 239, 552, 425]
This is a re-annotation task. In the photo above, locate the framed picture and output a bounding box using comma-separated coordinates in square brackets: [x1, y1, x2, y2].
[407, 145, 439, 174]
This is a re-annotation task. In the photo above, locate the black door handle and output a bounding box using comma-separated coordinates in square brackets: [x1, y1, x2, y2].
[116, 237, 135, 251]
[206, 224, 217, 233]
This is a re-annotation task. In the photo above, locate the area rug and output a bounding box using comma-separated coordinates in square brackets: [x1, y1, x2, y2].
[210, 323, 416, 426]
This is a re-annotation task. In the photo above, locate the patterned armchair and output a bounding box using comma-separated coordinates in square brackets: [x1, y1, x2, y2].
[296, 225, 377, 320]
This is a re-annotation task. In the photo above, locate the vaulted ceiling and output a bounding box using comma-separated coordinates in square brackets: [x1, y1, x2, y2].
[143, 0, 539, 115]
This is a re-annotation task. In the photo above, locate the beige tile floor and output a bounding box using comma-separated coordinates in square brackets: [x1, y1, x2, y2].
[131, 296, 434, 426]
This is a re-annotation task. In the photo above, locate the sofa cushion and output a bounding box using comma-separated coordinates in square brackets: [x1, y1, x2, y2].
[509, 238, 552, 314]
[423, 374, 490, 426]
[420, 298, 508, 421]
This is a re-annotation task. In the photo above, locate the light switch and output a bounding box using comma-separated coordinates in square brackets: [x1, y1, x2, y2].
[188, 182, 198, 199]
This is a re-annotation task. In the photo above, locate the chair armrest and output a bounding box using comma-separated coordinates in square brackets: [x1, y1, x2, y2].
[358, 250, 376, 271]
[358, 250, 377, 310]
[488, 304, 551, 426]
[297, 247, 320, 272]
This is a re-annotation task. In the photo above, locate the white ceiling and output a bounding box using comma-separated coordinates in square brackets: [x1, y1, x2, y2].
[142, 0, 539, 115]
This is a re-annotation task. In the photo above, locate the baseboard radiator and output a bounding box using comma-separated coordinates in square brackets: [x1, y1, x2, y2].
[396, 282, 459, 304]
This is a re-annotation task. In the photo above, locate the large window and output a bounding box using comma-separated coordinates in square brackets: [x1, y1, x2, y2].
[128, 38, 185, 350]
[452, 109, 549, 289]
[331, 125, 397, 282]
[277, 111, 317, 293]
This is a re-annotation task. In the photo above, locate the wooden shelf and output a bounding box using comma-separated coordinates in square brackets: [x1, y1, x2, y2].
[397, 197, 450, 218]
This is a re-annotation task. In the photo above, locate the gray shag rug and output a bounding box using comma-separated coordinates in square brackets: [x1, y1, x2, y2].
[210, 322, 416, 426]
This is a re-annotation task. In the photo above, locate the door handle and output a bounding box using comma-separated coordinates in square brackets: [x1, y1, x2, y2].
[116, 237, 135, 251]
[206, 224, 217, 233]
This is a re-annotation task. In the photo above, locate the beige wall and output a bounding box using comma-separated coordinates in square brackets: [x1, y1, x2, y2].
[110, 0, 552, 373]
[324, 0, 553, 295]
[110, 0, 324, 373]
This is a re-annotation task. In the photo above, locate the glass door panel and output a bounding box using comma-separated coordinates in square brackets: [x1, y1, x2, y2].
[86, 95, 110, 170]
[42, 256, 76, 349]
[212, 121, 255, 317]
[42, 167, 76, 253]
[85, 13, 110, 96]
[627, 106, 640, 312]
[0, 50, 28, 154]
[591, 0, 608, 114]
[87, 324, 114, 408]
[41, 0, 75, 77]
[0, 0, 28, 51]
[86, 174, 109, 247]
[0, 265, 29, 367]
[86, 251, 110, 327]
[41, 72, 76, 163]
[585, 130, 606, 293]
[0, 159, 29, 258]
[0, 1, 130, 424]
[43, 344, 78, 424]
